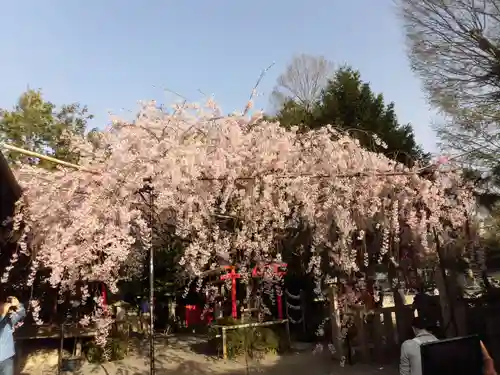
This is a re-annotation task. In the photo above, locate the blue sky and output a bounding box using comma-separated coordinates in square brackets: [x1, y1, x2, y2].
[0, 0, 439, 153]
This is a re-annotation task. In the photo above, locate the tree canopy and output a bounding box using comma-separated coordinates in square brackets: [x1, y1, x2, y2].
[0, 89, 94, 167]
[398, 0, 500, 204]
[6, 99, 473, 336]
[270, 54, 334, 112]
[273, 66, 429, 167]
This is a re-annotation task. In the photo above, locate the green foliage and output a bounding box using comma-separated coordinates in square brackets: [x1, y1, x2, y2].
[120, 236, 183, 297]
[273, 66, 429, 167]
[208, 317, 280, 359]
[0, 89, 94, 167]
[270, 100, 313, 130]
[85, 334, 129, 363]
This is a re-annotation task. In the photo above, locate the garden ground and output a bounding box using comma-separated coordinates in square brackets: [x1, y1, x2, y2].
[68, 335, 398, 375]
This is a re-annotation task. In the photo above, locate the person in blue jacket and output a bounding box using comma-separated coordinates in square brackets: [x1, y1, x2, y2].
[0, 295, 26, 375]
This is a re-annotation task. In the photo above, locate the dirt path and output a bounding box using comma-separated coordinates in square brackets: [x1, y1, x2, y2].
[72, 336, 398, 375]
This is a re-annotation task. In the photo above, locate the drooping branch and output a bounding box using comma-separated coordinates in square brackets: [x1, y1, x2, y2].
[4, 100, 474, 343]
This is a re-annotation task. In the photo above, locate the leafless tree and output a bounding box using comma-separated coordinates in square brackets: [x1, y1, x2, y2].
[270, 54, 334, 111]
[398, 0, 500, 169]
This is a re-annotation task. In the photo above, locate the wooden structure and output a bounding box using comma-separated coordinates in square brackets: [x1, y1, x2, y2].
[329, 302, 416, 364]
[326, 283, 418, 365]
[212, 319, 290, 359]
[198, 264, 292, 358]
[252, 262, 287, 320]
[15, 324, 97, 374]
[199, 263, 288, 322]
[333, 295, 500, 365]
[15, 324, 96, 341]
[220, 266, 241, 319]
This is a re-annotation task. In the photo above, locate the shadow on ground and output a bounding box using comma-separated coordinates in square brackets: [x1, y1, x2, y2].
[73, 335, 398, 375]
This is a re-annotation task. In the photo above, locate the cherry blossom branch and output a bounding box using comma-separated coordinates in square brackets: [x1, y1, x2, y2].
[242, 62, 275, 116]
[4, 141, 458, 179]
[7, 99, 475, 351]
[197, 168, 460, 181]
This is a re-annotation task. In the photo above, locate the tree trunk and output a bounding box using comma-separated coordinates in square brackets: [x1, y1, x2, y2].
[435, 265, 467, 337]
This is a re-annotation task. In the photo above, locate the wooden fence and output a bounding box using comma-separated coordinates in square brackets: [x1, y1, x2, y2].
[345, 306, 416, 364]
[343, 300, 500, 365]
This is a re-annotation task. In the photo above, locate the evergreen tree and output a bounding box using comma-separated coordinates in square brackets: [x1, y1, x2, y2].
[0, 89, 94, 167]
[274, 66, 429, 167]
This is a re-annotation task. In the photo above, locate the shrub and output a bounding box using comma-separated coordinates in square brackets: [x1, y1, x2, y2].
[208, 317, 280, 359]
[85, 335, 129, 363]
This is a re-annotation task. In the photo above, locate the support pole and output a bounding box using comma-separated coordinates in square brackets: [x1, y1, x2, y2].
[138, 177, 156, 375]
[148, 181, 155, 375]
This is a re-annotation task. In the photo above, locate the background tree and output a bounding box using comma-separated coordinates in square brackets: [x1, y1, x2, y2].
[398, 0, 500, 203]
[0, 89, 94, 166]
[273, 65, 429, 167]
[314, 67, 428, 166]
[270, 54, 334, 112]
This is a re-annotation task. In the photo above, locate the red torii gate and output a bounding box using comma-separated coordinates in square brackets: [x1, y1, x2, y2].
[252, 262, 287, 320]
[220, 262, 287, 320]
[220, 266, 241, 319]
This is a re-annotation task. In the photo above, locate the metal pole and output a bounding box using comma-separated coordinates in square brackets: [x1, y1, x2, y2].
[139, 177, 155, 375]
[148, 180, 155, 375]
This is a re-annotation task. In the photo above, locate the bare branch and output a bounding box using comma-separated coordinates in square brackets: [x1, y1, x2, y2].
[243, 62, 275, 117]
[398, 0, 500, 111]
[271, 54, 334, 111]
[398, 0, 500, 170]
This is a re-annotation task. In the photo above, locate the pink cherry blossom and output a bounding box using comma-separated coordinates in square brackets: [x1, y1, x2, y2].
[437, 155, 449, 165]
[5, 100, 474, 339]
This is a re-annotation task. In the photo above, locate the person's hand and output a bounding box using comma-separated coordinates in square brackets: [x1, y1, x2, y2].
[481, 341, 497, 375]
[7, 296, 19, 308]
